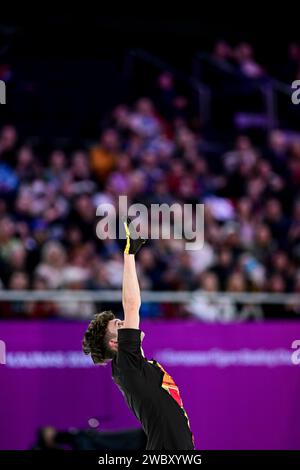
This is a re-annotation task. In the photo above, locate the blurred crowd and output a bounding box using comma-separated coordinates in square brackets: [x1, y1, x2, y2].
[0, 43, 300, 322]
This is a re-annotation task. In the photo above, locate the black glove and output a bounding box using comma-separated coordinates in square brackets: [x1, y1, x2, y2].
[122, 216, 146, 255]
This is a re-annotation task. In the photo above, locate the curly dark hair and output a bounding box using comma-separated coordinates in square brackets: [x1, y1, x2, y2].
[82, 311, 116, 365]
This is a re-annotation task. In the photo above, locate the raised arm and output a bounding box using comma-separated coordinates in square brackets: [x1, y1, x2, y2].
[122, 217, 146, 329]
[122, 254, 141, 329]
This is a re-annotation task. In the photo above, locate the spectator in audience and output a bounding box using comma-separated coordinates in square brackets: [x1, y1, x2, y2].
[57, 266, 95, 319]
[263, 273, 288, 319]
[90, 128, 119, 182]
[1, 271, 29, 317]
[0, 125, 18, 163]
[187, 271, 236, 322]
[32, 427, 62, 450]
[28, 275, 58, 318]
[234, 42, 265, 79]
[212, 40, 234, 73]
[35, 241, 67, 289]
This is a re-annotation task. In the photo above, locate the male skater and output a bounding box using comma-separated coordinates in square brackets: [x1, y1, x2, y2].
[83, 217, 194, 450]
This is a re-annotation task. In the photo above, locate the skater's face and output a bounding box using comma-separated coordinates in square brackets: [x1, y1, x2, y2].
[106, 318, 124, 352]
